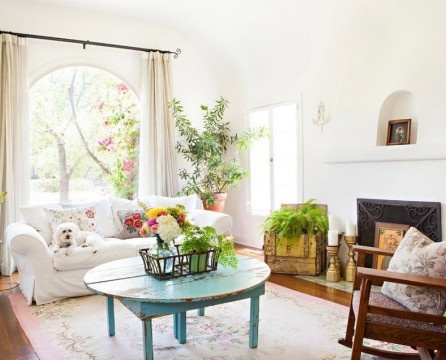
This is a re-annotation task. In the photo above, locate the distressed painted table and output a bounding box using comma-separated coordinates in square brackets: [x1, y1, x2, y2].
[84, 255, 271, 360]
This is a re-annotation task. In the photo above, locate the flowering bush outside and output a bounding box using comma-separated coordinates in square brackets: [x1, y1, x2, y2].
[96, 82, 140, 199]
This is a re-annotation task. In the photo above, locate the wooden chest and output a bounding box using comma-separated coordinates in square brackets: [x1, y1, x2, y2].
[264, 232, 327, 276]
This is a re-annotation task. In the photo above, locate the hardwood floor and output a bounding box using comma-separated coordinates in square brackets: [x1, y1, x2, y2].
[0, 245, 351, 360]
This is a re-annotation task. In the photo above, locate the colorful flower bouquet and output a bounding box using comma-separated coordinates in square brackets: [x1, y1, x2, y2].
[139, 204, 192, 250]
[138, 203, 237, 278]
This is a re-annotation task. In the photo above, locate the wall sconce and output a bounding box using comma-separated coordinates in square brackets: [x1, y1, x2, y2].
[313, 101, 328, 132]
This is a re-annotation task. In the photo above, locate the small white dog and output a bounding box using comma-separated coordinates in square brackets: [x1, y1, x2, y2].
[52, 222, 104, 255]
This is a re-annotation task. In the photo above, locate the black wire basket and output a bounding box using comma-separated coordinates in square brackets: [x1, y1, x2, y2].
[139, 246, 221, 280]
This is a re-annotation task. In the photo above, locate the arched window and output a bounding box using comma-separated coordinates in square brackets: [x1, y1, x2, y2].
[29, 66, 140, 203]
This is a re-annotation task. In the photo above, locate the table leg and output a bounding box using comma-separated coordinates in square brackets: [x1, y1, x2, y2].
[106, 297, 115, 336]
[249, 296, 260, 348]
[174, 312, 187, 344]
[173, 314, 178, 339]
[143, 319, 154, 360]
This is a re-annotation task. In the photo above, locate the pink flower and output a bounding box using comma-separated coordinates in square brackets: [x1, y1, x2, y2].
[122, 159, 135, 172]
[117, 83, 129, 94]
[98, 138, 114, 151]
[150, 224, 158, 234]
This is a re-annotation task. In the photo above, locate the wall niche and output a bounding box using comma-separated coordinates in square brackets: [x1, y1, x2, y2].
[376, 90, 418, 146]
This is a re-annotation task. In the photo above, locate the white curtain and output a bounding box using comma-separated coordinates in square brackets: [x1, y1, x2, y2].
[0, 34, 30, 275]
[139, 52, 178, 198]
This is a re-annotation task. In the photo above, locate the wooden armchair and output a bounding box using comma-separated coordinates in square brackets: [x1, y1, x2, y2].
[338, 244, 446, 360]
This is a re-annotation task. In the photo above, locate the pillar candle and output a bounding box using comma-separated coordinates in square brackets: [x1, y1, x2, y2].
[328, 230, 338, 246]
[346, 221, 356, 236]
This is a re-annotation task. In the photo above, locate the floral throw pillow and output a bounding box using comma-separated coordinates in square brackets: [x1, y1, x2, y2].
[44, 207, 104, 237]
[114, 209, 146, 240]
[381, 226, 446, 315]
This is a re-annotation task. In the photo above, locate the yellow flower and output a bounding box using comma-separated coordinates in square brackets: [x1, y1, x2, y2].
[147, 207, 168, 218]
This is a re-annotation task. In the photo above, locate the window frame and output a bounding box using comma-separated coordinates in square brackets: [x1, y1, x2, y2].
[247, 98, 303, 216]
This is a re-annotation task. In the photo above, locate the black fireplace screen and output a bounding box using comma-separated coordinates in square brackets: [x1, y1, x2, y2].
[357, 198, 442, 266]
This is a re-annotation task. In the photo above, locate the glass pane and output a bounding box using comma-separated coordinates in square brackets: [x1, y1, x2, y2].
[272, 104, 298, 210]
[249, 109, 271, 214]
[29, 66, 140, 204]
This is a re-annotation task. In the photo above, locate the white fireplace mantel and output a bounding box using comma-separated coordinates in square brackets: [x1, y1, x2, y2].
[322, 142, 446, 164]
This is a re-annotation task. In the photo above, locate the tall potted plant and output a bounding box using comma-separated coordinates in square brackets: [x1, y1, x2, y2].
[170, 97, 268, 211]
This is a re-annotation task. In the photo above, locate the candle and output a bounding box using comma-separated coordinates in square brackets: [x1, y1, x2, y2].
[328, 230, 339, 246]
[346, 221, 356, 236]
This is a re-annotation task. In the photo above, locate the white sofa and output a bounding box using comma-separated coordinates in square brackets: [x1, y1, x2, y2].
[6, 194, 233, 305]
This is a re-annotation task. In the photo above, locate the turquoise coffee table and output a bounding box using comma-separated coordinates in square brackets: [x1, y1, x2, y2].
[84, 255, 271, 360]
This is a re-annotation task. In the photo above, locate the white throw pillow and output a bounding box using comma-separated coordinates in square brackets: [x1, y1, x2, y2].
[44, 207, 104, 237]
[62, 199, 118, 238]
[20, 203, 63, 245]
[147, 194, 199, 213]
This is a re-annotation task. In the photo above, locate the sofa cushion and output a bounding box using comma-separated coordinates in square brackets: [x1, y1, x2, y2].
[114, 209, 147, 239]
[20, 203, 63, 245]
[109, 198, 141, 231]
[52, 237, 157, 271]
[62, 199, 118, 237]
[44, 207, 104, 237]
[381, 227, 446, 315]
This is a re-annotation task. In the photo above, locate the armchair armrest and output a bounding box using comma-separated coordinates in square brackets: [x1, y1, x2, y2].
[357, 266, 446, 290]
[353, 245, 396, 257]
[353, 244, 396, 269]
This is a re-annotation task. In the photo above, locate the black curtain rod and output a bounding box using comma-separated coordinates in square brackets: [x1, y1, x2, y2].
[0, 30, 181, 58]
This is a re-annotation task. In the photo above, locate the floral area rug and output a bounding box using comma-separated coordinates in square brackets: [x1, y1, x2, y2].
[10, 282, 409, 360]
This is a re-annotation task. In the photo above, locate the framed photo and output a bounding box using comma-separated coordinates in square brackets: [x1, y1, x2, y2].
[386, 119, 411, 145]
[373, 222, 409, 270]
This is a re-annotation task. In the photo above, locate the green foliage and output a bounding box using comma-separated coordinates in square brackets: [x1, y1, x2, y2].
[181, 226, 238, 269]
[95, 82, 140, 199]
[30, 67, 140, 201]
[262, 199, 329, 239]
[170, 97, 269, 205]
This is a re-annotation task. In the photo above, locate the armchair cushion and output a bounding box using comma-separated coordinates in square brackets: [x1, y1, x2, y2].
[381, 226, 446, 315]
[353, 290, 446, 333]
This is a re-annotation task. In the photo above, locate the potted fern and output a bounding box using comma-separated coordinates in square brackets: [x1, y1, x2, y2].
[262, 199, 328, 239]
[180, 225, 238, 271]
[170, 97, 268, 211]
[262, 199, 329, 275]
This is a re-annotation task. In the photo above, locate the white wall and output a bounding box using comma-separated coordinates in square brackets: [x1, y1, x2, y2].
[3, 0, 446, 251]
[230, 0, 446, 249]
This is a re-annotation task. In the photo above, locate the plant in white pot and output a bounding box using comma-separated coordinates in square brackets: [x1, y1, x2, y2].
[180, 225, 238, 272]
[170, 97, 268, 211]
